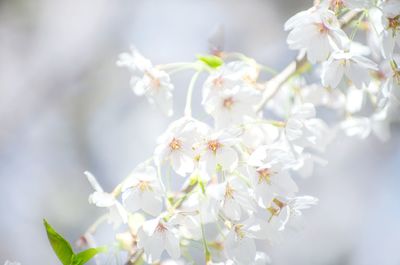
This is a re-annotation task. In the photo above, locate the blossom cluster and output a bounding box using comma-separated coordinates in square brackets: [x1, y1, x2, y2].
[82, 0, 400, 264]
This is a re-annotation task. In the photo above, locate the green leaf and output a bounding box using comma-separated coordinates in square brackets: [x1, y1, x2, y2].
[197, 54, 223, 68]
[72, 247, 107, 265]
[43, 219, 74, 265]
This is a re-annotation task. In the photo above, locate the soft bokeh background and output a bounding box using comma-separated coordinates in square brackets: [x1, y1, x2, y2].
[1, 0, 399, 264]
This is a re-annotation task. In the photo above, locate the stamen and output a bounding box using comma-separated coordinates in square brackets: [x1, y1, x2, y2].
[137, 180, 151, 192]
[207, 140, 221, 153]
[169, 138, 182, 151]
[234, 224, 246, 239]
[212, 76, 224, 88]
[223, 97, 234, 109]
[316, 22, 329, 34]
[155, 222, 168, 233]
[224, 182, 235, 200]
[257, 168, 272, 184]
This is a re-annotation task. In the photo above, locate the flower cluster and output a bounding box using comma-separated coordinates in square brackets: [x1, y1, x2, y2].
[80, 1, 400, 264]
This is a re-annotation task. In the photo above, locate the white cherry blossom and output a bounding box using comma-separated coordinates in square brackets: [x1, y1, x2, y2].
[285, 7, 349, 63]
[85, 171, 128, 228]
[381, 0, 400, 57]
[121, 163, 163, 216]
[198, 130, 239, 180]
[209, 177, 255, 221]
[203, 85, 261, 128]
[248, 164, 298, 208]
[117, 47, 174, 116]
[265, 196, 318, 231]
[224, 218, 268, 265]
[241, 119, 280, 152]
[202, 61, 260, 104]
[321, 49, 378, 88]
[137, 218, 181, 263]
[155, 117, 207, 176]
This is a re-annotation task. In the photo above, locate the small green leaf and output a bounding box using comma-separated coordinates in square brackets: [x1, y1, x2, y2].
[72, 247, 107, 265]
[197, 54, 223, 68]
[43, 219, 74, 265]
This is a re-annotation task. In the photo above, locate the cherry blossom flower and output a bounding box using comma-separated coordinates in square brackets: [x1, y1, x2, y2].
[155, 117, 208, 176]
[381, 0, 400, 57]
[202, 61, 260, 104]
[285, 7, 349, 63]
[203, 85, 261, 128]
[241, 119, 280, 152]
[117, 47, 174, 116]
[85, 171, 128, 228]
[248, 164, 298, 208]
[180, 187, 220, 224]
[198, 130, 239, 180]
[265, 196, 318, 231]
[121, 163, 163, 216]
[223, 217, 269, 264]
[209, 177, 255, 221]
[137, 218, 181, 263]
[321, 49, 378, 88]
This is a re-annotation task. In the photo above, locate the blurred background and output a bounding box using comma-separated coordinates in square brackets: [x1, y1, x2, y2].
[0, 0, 399, 264]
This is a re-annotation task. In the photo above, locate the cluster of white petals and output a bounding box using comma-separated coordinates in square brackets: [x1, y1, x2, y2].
[81, 1, 400, 264]
[3, 262, 21, 265]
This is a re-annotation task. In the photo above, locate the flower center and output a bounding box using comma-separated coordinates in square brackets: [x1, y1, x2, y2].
[224, 182, 235, 200]
[150, 78, 161, 88]
[257, 168, 272, 184]
[267, 198, 286, 222]
[207, 140, 221, 153]
[137, 180, 151, 192]
[223, 97, 234, 109]
[330, 0, 344, 10]
[234, 224, 246, 239]
[145, 71, 161, 89]
[388, 16, 400, 34]
[212, 76, 224, 88]
[316, 22, 329, 34]
[155, 222, 168, 233]
[169, 138, 182, 151]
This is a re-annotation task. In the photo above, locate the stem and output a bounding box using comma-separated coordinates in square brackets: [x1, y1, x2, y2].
[157, 62, 195, 71]
[350, 11, 366, 40]
[256, 51, 308, 112]
[184, 71, 201, 117]
[86, 214, 108, 235]
[199, 217, 211, 263]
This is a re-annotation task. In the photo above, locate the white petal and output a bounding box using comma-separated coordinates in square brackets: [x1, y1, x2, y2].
[223, 198, 242, 221]
[216, 147, 238, 171]
[170, 152, 194, 176]
[321, 59, 344, 88]
[122, 189, 141, 213]
[165, 232, 181, 259]
[141, 192, 163, 216]
[143, 233, 164, 263]
[89, 192, 115, 207]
